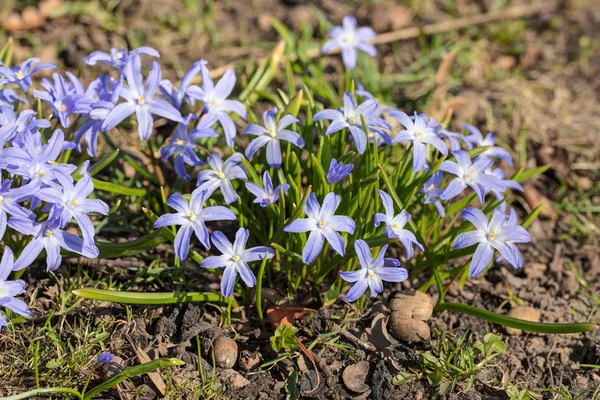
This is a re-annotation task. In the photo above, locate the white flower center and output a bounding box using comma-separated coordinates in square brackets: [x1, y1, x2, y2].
[368, 270, 375, 278]
[392, 223, 399, 229]
[465, 172, 473, 181]
[115, 52, 123, 59]
[488, 231, 496, 240]
[416, 131, 424, 138]
[215, 170, 225, 179]
[16, 70, 24, 79]
[265, 195, 271, 201]
[59, 104, 67, 112]
[231, 255, 240, 262]
[427, 184, 435, 191]
[137, 96, 146, 105]
[0, 196, 3, 205]
[348, 115, 356, 124]
[188, 212, 196, 221]
[68, 200, 78, 209]
[319, 220, 326, 228]
[174, 139, 185, 146]
[45, 229, 53, 237]
[268, 128, 276, 137]
[38, 170, 46, 177]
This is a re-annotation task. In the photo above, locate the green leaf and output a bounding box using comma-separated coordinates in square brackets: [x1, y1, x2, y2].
[271, 18, 296, 52]
[83, 358, 184, 400]
[270, 325, 299, 353]
[96, 230, 169, 259]
[285, 371, 300, 400]
[92, 178, 146, 197]
[513, 165, 549, 183]
[73, 288, 238, 308]
[2, 388, 84, 400]
[87, 149, 120, 177]
[521, 205, 542, 229]
[435, 302, 598, 334]
[282, 90, 303, 117]
[241, 157, 262, 185]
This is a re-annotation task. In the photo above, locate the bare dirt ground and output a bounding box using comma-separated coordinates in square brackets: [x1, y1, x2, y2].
[0, 0, 599, 399]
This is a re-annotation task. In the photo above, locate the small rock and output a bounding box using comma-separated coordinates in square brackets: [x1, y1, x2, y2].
[495, 55, 517, 70]
[2, 13, 22, 31]
[523, 183, 553, 218]
[285, 6, 316, 30]
[21, 6, 45, 30]
[525, 262, 547, 279]
[213, 336, 238, 369]
[388, 290, 433, 342]
[239, 350, 261, 371]
[220, 368, 250, 389]
[342, 361, 370, 393]
[506, 306, 541, 335]
[257, 13, 273, 33]
[578, 176, 593, 191]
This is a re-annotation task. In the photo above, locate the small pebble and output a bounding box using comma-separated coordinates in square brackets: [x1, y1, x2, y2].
[214, 336, 238, 369]
[506, 306, 541, 335]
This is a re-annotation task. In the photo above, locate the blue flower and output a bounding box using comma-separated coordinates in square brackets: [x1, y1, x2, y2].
[196, 153, 247, 205]
[0, 177, 39, 240]
[463, 124, 513, 166]
[245, 171, 290, 207]
[0, 87, 24, 107]
[322, 16, 376, 69]
[326, 158, 354, 185]
[454, 207, 531, 276]
[200, 228, 274, 297]
[83, 46, 160, 71]
[1, 130, 77, 190]
[9, 217, 99, 272]
[389, 111, 448, 172]
[439, 150, 505, 203]
[284, 193, 356, 264]
[355, 80, 374, 99]
[340, 240, 407, 302]
[419, 171, 446, 217]
[0, 107, 51, 149]
[102, 56, 183, 140]
[96, 351, 115, 364]
[243, 107, 304, 168]
[161, 115, 217, 181]
[0, 58, 56, 92]
[74, 76, 123, 157]
[160, 60, 205, 109]
[484, 167, 523, 205]
[154, 188, 236, 260]
[313, 92, 389, 154]
[34, 72, 94, 128]
[188, 63, 246, 147]
[37, 171, 109, 245]
[374, 190, 424, 259]
[0, 247, 33, 329]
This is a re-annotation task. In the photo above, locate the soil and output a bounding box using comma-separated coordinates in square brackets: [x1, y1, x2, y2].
[0, 0, 599, 399]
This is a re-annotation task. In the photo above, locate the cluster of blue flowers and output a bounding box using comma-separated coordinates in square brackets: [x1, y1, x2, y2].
[0, 14, 532, 328]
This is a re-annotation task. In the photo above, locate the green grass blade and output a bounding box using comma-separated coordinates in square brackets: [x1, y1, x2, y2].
[83, 358, 184, 400]
[436, 302, 598, 334]
[92, 178, 147, 197]
[3, 388, 84, 400]
[96, 230, 169, 259]
[89, 149, 120, 176]
[73, 288, 238, 308]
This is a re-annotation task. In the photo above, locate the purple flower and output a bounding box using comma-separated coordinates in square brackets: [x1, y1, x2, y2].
[196, 153, 247, 205]
[160, 60, 205, 109]
[243, 107, 304, 168]
[200, 228, 274, 297]
[439, 150, 505, 203]
[0, 58, 56, 92]
[37, 171, 109, 244]
[313, 93, 389, 154]
[83, 46, 160, 71]
[0, 177, 37, 240]
[322, 16, 376, 69]
[454, 207, 531, 276]
[0, 247, 33, 325]
[355, 81, 374, 99]
[154, 188, 236, 260]
[188, 64, 246, 147]
[340, 240, 407, 302]
[1, 130, 76, 189]
[485, 168, 523, 203]
[419, 171, 446, 217]
[245, 171, 290, 207]
[284, 193, 356, 264]
[0, 107, 51, 149]
[374, 190, 424, 259]
[326, 158, 354, 185]
[160, 115, 217, 181]
[96, 351, 115, 364]
[102, 56, 183, 140]
[389, 111, 448, 172]
[34, 72, 94, 128]
[463, 124, 513, 166]
[10, 217, 99, 272]
[0, 87, 24, 107]
[74, 76, 124, 157]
